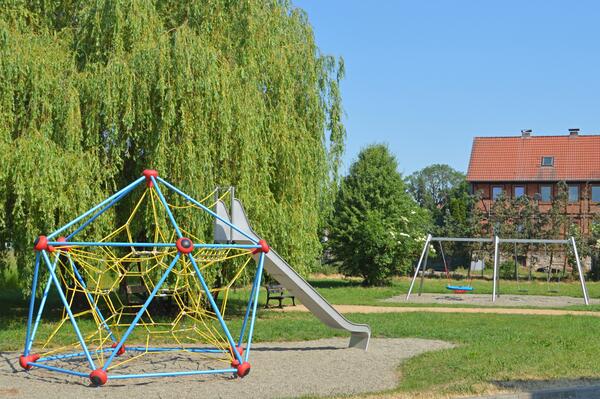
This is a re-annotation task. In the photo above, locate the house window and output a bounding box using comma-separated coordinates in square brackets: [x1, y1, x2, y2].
[540, 185, 552, 202]
[568, 185, 579, 203]
[592, 186, 600, 203]
[514, 186, 525, 198]
[541, 156, 554, 166]
[492, 186, 504, 200]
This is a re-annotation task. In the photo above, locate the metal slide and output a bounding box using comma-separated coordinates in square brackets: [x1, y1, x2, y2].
[214, 199, 371, 350]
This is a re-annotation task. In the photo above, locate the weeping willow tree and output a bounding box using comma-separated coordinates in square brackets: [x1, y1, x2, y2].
[0, 0, 345, 292]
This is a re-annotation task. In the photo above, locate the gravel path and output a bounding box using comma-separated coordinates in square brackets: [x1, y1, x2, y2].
[389, 293, 596, 307]
[0, 338, 453, 399]
[277, 304, 600, 317]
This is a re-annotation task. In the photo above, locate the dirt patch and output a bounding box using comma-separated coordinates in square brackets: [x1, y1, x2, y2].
[276, 304, 600, 317]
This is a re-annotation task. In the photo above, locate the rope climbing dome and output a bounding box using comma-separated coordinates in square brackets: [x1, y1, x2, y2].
[20, 170, 269, 385]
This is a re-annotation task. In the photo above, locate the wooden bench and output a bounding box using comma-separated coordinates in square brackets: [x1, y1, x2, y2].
[265, 284, 295, 308]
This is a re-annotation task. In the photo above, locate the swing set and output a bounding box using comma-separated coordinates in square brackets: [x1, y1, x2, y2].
[406, 234, 590, 305]
[407, 235, 493, 298]
[511, 241, 566, 294]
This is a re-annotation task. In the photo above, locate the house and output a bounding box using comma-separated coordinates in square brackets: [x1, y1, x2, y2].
[466, 129, 600, 236]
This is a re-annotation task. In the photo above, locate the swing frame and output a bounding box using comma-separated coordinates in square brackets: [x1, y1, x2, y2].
[407, 235, 493, 299]
[407, 235, 590, 305]
[495, 237, 589, 304]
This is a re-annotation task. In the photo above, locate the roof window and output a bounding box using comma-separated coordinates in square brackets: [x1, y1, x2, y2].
[541, 156, 554, 167]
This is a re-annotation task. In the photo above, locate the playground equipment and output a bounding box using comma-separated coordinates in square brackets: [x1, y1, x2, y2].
[21, 171, 370, 386]
[407, 235, 589, 305]
[494, 237, 589, 305]
[407, 235, 493, 299]
[510, 241, 566, 294]
[213, 196, 371, 349]
[437, 240, 474, 293]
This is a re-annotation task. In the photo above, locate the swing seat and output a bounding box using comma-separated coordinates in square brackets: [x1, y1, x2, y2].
[446, 285, 474, 293]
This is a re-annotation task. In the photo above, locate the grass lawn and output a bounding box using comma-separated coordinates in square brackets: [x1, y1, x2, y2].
[3, 278, 600, 398]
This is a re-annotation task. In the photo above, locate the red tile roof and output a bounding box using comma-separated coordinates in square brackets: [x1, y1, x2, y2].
[466, 134, 600, 182]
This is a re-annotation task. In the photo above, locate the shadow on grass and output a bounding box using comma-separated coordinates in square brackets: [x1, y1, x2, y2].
[491, 378, 600, 398]
[306, 279, 362, 289]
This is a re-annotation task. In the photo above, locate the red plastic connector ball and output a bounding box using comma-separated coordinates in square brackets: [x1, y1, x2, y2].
[55, 236, 71, 252]
[229, 345, 244, 358]
[236, 345, 244, 357]
[89, 368, 108, 386]
[111, 342, 126, 356]
[142, 169, 159, 187]
[236, 362, 251, 378]
[231, 359, 240, 368]
[33, 236, 48, 251]
[252, 239, 270, 254]
[19, 353, 40, 370]
[176, 237, 194, 254]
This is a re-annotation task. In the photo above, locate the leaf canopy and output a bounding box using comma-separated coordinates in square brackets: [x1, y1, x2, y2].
[0, 0, 345, 291]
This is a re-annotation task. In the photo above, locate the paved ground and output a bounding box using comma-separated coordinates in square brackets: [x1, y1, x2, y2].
[0, 338, 454, 399]
[277, 304, 600, 317]
[390, 293, 596, 308]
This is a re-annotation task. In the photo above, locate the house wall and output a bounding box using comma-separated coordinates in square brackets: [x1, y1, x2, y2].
[470, 181, 600, 235]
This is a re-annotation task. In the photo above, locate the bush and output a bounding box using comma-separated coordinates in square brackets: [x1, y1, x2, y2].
[500, 260, 517, 280]
[327, 145, 430, 286]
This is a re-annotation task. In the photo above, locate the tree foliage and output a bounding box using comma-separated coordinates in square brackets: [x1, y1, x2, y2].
[0, 0, 345, 291]
[328, 144, 430, 286]
[406, 164, 465, 226]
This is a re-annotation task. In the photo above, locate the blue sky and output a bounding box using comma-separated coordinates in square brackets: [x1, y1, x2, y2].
[293, 1, 600, 176]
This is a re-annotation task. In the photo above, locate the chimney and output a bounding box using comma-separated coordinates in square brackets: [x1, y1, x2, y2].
[568, 128, 579, 137]
[521, 129, 532, 137]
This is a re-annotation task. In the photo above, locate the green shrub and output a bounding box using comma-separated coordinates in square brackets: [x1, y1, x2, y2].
[328, 145, 430, 286]
[500, 260, 517, 280]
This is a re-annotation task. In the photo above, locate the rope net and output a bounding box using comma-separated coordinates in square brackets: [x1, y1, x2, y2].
[27, 181, 259, 377]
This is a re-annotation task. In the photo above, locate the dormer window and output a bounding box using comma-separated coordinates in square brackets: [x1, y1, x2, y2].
[541, 156, 554, 166]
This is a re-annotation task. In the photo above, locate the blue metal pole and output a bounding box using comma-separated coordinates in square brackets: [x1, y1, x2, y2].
[66, 188, 131, 240]
[150, 176, 182, 238]
[186, 254, 243, 365]
[38, 347, 114, 362]
[156, 177, 258, 244]
[148, 175, 243, 364]
[124, 346, 227, 353]
[41, 251, 97, 370]
[48, 177, 145, 240]
[47, 241, 176, 248]
[27, 254, 62, 353]
[66, 254, 116, 342]
[42, 251, 96, 370]
[23, 252, 41, 356]
[102, 253, 181, 370]
[177, 243, 259, 250]
[238, 264, 261, 346]
[244, 252, 265, 362]
[28, 362, 90, 378]
[153, 175, 246, 364]
[47, 241, 259, 249]
[109, 368, 236, 379]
